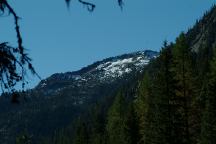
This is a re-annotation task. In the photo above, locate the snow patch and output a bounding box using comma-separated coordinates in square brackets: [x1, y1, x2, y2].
[125, 68, 132, 73]
[95, 55, 152, 80]
[41, 82, 47, 88]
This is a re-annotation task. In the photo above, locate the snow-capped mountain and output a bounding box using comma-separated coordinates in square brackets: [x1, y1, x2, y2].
[36, 50, 158, 95]
[95, 51, 156, 79]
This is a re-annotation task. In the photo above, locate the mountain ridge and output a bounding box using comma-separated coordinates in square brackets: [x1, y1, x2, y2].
[0, 49, 159, 143]
[35, 50, 158, 95]
[39, 50, 158, 80]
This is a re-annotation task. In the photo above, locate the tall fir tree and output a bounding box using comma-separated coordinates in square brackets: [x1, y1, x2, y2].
[89, 104, 106, 144]
[73, 118, 90, 144]
[135, 72, 155, 144]
[125, 103, 140, 144]
[150, 42, 175, 144]
[171, 33, 197, 144]
[200, 48, 216, 144]
[106, 90, 128, 144]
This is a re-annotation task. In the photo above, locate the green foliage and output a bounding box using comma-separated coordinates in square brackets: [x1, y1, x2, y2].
[134, 72, 152, 144]
[200, 48, 216, 144]
[147, 42, 174, 144]
[15, 134, 31, 144]
[124, 104, 140, 144]
[171, 33, 198, 144]
[89, 104, 106, 144]
[73, 119, 90, 144]
[106, 91, 128, 144]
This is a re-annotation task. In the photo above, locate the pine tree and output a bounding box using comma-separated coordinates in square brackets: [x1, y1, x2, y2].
[106, 90, 127, 144]
[135, 72, 154, 144]
[171, 33, 197, 144]
[15, 134, 31, 144]
[200, 48, 216, 144]
[74, 118, 90, 144]
[54, 129, 71, 144]
[89, 104, 105, 144]
[136, 42, 174, 144]
[150, 42, 174, 144]
[125, 103, 140, 144]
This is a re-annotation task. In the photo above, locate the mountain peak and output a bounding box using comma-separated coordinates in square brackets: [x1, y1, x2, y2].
[36, 50, 158, 93]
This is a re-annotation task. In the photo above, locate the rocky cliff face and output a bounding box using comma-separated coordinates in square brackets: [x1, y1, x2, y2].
[187, 5, 216, 53]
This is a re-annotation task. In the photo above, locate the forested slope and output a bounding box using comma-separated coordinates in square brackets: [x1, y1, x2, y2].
[44, 5, 216, 144]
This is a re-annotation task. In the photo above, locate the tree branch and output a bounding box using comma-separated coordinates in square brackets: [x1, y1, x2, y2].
[0, 0, 40, 94]
[78, 0, 96, 12]
[65, 0, 124, 12]
[118, 0, 124, 10]
[3, 0, 23, 53]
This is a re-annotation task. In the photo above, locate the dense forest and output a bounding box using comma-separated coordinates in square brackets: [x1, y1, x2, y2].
[35, 34, 215, 144]
[14, 5, 216, 144]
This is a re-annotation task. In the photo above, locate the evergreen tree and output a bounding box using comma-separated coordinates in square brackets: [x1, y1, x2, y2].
[74, 118, 90, 144]
[125, 103, 140, 144]
[15, 134, 31, 144]
[200, 48, 216, 144]
[171, 33, 197, 144]
[135, 72, 154, 144]
[150, 42, 175, 144]
[54, 129, 71, 144]
[137, 43, 174, 144]
[106, 90, 127, 144]
[89, 104, 106, 144]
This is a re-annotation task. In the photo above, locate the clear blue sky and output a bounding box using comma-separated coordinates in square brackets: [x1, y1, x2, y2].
[0, 0, 215, 89]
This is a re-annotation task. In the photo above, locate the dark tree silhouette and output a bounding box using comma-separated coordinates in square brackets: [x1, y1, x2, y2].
[0, 0, 39, 94]
[0, 0, 124, 94]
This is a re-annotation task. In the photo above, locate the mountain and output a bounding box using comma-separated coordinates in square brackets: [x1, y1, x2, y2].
[1, 4, 216, 144]
[0, 50, 158, 143]
[35, 50, 158, 95]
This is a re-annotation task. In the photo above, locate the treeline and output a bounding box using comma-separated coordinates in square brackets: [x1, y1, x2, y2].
[30, 32, 216, 144]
